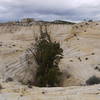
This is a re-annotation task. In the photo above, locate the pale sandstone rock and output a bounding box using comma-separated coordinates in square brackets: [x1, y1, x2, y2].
[0, 23, 73, 85]
[0, 22, 100, 100]
[0, 22, 100, 86]
[0, 82, 100, 100]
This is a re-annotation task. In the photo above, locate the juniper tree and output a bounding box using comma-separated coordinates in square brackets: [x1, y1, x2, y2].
[35, 25, 63, 87]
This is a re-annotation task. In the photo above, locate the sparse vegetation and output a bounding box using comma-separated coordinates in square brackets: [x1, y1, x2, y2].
[94, 66, 100, 72]
[85, 58, 88, 60]
[86, 76, 100, 85]
[34, 25, 63, 87]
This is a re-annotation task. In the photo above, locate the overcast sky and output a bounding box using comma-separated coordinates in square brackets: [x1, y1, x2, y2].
[0, 0, 100, 22]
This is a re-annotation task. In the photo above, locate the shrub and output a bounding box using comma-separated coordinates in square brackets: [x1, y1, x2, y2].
[6, 77, 13, 82]
[86, 76, 100, 85]
[88, 19, 93, 22]
[34, 25, 63, 87]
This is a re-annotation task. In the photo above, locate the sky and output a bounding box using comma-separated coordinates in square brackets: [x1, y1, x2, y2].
[0, 0, 100, 22]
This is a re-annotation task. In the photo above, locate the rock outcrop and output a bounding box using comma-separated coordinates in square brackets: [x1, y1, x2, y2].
[0, 21, 100, 100]
[60, 22, 100, 86]
[0, 21, 100, 86]
[0, 23, 72, 85]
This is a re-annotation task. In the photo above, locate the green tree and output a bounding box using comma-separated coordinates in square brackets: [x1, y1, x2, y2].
[34, 25, 63, 87]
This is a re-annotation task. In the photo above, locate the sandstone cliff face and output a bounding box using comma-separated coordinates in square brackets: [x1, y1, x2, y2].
[0, 22, 100, 86]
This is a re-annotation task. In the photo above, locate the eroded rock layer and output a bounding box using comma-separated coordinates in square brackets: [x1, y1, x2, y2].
[0, 22, 100, 86]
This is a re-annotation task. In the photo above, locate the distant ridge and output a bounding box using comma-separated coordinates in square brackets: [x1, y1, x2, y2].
[51, 20, 76, 24]
[0, 18, 76, 25]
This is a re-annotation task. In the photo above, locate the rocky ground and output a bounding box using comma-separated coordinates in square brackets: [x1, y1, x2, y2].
[0, 82, 100, 100]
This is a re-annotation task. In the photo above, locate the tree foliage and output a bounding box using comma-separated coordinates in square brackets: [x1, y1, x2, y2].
[34, 25, 63, 87]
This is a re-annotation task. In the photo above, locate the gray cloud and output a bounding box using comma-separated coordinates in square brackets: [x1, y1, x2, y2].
[0, 0, 100, 22]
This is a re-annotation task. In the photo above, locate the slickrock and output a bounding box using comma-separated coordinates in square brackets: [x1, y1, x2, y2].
[0, 82, 100, 100]
[0, 21, 100, 100]
[0, 23, 73, 85]
[0, 21, 100, 86]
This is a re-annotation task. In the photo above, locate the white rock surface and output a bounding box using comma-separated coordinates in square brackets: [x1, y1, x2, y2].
[0, 22, 100, 86]
[0, 82, 100, 100]
[0, 23, 73, 85]
[0, 22, 100, 100]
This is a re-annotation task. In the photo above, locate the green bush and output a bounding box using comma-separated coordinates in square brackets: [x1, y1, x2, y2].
[86, 76, 100, 85]
[34, 25, 63, 87]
